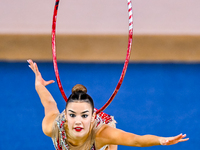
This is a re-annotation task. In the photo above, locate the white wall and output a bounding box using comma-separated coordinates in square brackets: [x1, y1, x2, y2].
[0, 0, 199, 35]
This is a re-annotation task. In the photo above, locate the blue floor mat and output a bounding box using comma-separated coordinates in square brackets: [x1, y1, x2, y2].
[0, 62, 198, 150]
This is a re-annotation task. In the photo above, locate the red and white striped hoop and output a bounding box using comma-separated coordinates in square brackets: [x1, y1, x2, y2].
[52, 0, 133, 114]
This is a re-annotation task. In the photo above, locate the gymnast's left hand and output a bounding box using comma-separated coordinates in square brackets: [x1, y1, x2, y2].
[27, 59, 55, 87]
[159, 133, 189, 146]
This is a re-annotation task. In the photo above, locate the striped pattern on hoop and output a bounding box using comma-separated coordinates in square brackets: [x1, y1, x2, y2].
[96, 0, 133, 114]
[128, 0, 133, 30]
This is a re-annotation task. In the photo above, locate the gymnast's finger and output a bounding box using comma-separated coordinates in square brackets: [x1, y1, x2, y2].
[34, 62, 40, 75]
[46, 80, 55, 86]
[179, 138, 189, 142]
[27, 59, 35, 68]
[28, 65, 34, 71]
[27, 59, 34, 65]
[172, 134, 184, 141]
[27, 60, 35, 72]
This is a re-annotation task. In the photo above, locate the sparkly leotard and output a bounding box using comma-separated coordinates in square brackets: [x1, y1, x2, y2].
[52, 109, 116, 150]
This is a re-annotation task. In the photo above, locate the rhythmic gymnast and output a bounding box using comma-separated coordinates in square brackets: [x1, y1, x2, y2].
[28, 59, 189, 150]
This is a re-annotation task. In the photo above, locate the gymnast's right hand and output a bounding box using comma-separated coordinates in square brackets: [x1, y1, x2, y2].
[27, 59, 55, 87]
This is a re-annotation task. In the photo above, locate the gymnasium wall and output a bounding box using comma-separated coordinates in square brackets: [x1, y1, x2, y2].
[1, 0, 200, 62]
[1, 0, 200, 35]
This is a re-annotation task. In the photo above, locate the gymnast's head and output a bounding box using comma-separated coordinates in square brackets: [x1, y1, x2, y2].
[65, 84, 94, 113]
[65, 84, 95, 138]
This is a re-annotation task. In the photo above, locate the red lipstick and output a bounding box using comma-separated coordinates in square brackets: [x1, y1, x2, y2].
[74, 127, 83, 132]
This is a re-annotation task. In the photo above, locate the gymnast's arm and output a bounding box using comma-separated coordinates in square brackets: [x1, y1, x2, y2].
[28, 59, 60, 137]
[95, 125, 189, 148]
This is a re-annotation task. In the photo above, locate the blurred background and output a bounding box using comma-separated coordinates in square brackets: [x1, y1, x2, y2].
[0, 0, 199, 149]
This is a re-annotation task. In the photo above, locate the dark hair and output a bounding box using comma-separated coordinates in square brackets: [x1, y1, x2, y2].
[65, 84, 94, 113]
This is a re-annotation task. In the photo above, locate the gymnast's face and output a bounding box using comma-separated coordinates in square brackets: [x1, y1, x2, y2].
[65, 102, 95, 140]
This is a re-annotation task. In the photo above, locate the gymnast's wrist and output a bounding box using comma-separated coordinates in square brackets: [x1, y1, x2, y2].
[159, 137, 168, 146]
[35, 82, 44, 90]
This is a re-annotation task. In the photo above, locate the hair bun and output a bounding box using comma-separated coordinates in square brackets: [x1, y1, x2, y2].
[72, 84, 87, 94]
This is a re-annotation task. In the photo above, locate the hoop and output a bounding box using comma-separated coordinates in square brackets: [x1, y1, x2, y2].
[52, 0, 133, 114]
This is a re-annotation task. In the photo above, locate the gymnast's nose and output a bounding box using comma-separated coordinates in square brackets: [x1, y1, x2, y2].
[75, 117, 82, 125]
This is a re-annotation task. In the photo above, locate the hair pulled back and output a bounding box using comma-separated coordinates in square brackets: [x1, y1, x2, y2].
[66, 84, 94, 113]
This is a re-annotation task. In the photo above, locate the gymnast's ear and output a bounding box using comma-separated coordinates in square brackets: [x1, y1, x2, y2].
[91, 112, 96, 122]
[64, 110, 68, 121]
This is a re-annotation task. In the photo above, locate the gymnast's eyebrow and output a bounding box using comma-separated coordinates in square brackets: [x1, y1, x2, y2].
[81, 110, 89, 114]
[68, 110, 76, 113]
